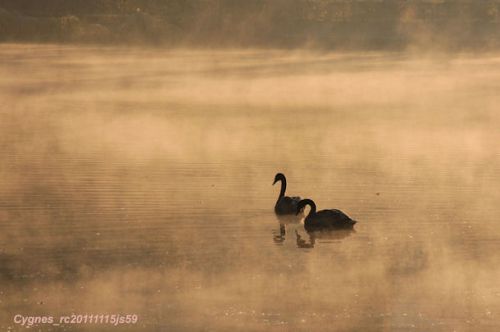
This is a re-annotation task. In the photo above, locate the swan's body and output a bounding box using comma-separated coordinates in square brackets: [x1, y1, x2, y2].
[296, 199, 356, 230]
[273, 173, 301, 215]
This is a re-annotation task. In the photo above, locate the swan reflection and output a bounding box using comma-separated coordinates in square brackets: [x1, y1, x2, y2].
[295, 228, 355, 248]
[272, 220, 355, 248]
[272, 224, 286, 244]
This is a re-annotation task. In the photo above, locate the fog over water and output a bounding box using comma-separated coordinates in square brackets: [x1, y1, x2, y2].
[0, 44, 499, 331]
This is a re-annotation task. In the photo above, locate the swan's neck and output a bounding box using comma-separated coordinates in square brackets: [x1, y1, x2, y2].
[305, 200, 316, 217]
[277, 178, 286, 201]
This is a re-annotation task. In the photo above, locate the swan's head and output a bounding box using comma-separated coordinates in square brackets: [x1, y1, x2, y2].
[273, 173, 285, 185]
[296, 199, 315, 215]
[296, 201, 305, 215]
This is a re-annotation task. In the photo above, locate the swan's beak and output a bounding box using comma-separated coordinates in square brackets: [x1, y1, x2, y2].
[272, 179, 277, 185]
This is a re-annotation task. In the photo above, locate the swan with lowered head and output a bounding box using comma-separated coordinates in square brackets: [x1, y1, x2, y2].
[296, 198, 356, 230]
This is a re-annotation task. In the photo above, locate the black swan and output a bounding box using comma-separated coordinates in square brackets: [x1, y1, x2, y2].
[296, 198, 356, 230]
[273, 173, 301, 215]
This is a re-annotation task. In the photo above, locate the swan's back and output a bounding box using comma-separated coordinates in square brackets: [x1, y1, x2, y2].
[306, 209, 356, 229]
[275, 196, 301, 215]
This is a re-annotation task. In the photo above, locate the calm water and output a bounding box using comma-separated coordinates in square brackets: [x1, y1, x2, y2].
[0, 44, 499, 331]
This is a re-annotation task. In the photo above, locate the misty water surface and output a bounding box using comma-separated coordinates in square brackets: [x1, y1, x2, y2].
[0, 44, 499, 331]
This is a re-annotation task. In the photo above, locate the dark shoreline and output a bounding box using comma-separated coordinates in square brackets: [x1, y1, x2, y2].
[1, 1, 500, 50]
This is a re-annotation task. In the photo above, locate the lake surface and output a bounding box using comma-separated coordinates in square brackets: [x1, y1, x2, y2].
[0, 44, 499, 331]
